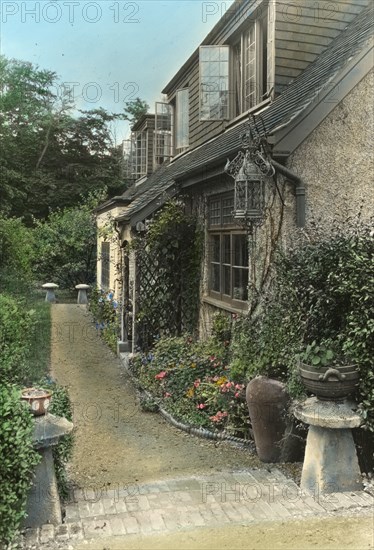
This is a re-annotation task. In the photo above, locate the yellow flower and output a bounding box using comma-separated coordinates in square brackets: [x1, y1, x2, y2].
[190, 362, 197, 368]
[215, 376, 228, 386]
[186, 387, 195, 398]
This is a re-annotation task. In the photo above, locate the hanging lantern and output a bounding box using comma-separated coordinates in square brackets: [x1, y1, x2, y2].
[233, 153, 266, 222]
[225, 116, 275, 229]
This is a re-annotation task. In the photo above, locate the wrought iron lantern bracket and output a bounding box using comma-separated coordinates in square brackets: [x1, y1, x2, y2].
[225, 115, 275, 229]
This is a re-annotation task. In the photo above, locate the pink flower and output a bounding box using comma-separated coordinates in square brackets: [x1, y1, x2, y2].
[164, 392, 172, 398]
[235, 392, 240, 398]
[193, 379, 201, 388]
[155, 371, 167, 380]
[210, 410, 228, 422]
[197, 403, 206, 410]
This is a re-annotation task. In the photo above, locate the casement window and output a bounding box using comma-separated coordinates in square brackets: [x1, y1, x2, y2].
[131, 130, 147, 180]
[200, 46, 230, 121]
[175, 88, 189, 151]
[208, 194, 249, 307]
[201, 5, 274, 120]
[101, 241, 110, 290]
[154, 102, 173, 167]
[233, 7, 274, 116]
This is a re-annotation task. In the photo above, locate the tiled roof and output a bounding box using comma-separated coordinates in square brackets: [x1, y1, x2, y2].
[116, 3, 373, 223]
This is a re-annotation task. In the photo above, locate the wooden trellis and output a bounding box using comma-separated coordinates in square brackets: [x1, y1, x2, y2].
[134, 228, 200, 351]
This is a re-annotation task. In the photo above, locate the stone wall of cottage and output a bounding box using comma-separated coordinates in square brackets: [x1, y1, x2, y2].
[96, 208, 131, 299]
[285, 68, 374, 238]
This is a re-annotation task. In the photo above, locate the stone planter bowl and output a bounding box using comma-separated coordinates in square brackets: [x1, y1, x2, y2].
[21, 388, 52, 416]
[299, 363, 359, 401]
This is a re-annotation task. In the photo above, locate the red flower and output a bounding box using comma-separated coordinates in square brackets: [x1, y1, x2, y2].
[155, 371, 167, 380]
[193, 379, 201, 388]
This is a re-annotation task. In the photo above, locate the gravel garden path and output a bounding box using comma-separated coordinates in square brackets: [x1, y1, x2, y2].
[50, 304, 265, 490]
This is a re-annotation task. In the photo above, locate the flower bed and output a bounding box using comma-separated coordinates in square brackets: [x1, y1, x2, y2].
[129, 334, 251, 439]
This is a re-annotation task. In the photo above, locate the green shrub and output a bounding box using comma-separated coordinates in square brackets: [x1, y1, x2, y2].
[0, 293, 37, 385]
[32, 192, 103, 289]
[229, 216, 374, 430]
[45, 381, 74, 500]
[0, 216, 35, 291]
[0, 385, 40, 546]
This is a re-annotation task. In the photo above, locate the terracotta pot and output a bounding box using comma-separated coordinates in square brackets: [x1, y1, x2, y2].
[21, 388, 52, 416]
[299, 363, 359, 401]
[246, 376, 305, 463]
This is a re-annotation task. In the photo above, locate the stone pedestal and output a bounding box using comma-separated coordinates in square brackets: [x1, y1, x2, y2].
[294, 398, 363, 494]
[24, 414, 73, 528]
[42, 283, 59, 303]
[75, 284, 90, 304]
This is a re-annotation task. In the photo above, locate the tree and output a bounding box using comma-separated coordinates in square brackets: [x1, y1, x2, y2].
[123, 97, 149, 126]
[0, 57, 126, 222]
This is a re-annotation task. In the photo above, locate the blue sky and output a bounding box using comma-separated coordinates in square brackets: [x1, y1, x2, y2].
[1, 0, 234, 141]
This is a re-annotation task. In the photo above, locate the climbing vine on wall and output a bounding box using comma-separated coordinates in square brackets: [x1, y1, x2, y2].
[134, 199, 203, 350]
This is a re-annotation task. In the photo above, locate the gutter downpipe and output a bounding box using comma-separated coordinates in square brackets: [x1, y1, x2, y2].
[270, 159, 306, 228]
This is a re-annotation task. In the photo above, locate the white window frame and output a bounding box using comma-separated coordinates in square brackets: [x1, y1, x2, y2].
[154, 102, 173, 168]
[199, 45, 230, 121]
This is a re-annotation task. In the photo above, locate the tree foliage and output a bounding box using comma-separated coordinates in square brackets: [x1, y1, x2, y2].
[33, 191, 105, 288]
[123, 97, 149, 126]
[0, 56, 126, 222]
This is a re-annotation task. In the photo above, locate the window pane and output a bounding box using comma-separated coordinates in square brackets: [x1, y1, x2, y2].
[233, 234, 248, 267]
[233, 268, 248, 301]
[222, 197, 234, 224]
[101, 242, 110, 289]
[223, 266, 231, 296]
[211, 235, 220, 262]
[211, 264, 220, 292]
[223, 234, 231, 264]
[176, 88, 189, 149]
[200, 45, 229, 120]
[244, 23, 257, 110]
[209, 200, 221, 226]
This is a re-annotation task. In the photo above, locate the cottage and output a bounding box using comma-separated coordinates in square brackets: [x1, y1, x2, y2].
[96, 0, 374, 352]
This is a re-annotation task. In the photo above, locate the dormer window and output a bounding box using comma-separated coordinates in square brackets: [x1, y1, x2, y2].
[200, 5, 274, 120]
[234, 9, 274, 115]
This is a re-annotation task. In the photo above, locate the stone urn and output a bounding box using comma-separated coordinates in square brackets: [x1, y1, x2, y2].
[21, 387, 52, 416]
[299, 363, 359, 401]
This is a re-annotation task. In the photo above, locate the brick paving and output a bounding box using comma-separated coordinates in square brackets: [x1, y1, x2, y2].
[20, 469, 373, 548]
